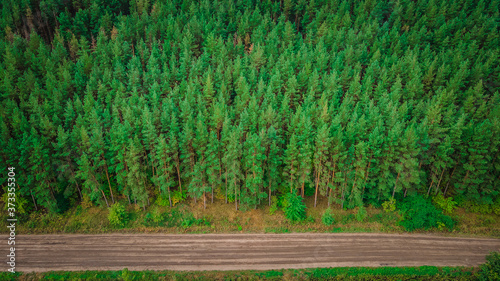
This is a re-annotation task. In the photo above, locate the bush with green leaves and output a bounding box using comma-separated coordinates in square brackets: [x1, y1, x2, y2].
[155, 195, 170, 207]
[107, 203, 128, 228]
[321, 208, 335, 226]
[382, 198, 397, 212]
[356, 206, 368, 222]
[181, 215, 211, 228]
[433, 194, 457, 214]
[341, 214, 356, 224]
[494, 200, 500, 215]
[478, 252, 500, 281]
[399, 195, 455, 231]
[2, 191, 29, 215]
[464, 202, 490, 214]
[282, 192, 306, 222]
[142, 206, 166, 227]
[269, 195, 285, 215]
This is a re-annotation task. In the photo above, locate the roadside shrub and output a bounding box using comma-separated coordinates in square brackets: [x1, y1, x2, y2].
[142, 206, 165, 227]
[181, 215, 199, 228]
[382, 198, 396, 212]
[494, 200, 500, 215]
[321, 208, 335, 226]
[270, 195, 284, 215]
[108, 202, 128, 228]
[121, 268, 132, 281]
[433, 194, 457, 214]
[356, 206, 368, 222]
[155, 195, 170, 207]
[282, 192, 306, 222]
[463, 201, 494, 214]
[399, 195, 455, 231]
[81, 194, 93, 209]
[181, 215, 211, 228]
[171, 190, 187, 206]
[2, 188, 29, 214]
[478, 252, 500, 281]
[215, 186, 226, 200]
[341, 214, 355, 224]
[305, 215, 315, 223]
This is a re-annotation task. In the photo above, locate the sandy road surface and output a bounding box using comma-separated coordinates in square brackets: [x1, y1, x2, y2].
[4, 233, 500, 272]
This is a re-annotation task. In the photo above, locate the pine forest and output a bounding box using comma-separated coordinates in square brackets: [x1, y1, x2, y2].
[0, 0, 499, 218]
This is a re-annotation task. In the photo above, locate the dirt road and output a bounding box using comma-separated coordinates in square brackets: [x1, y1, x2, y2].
[6, 233, 500, 272]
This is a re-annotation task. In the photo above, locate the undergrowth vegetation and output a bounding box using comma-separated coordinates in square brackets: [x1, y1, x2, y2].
[4, 193, 498, 237]
[398, 195, 455, 231]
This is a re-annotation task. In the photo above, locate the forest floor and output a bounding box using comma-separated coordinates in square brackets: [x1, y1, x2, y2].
[8, 196, 500, 237]
[6, 233, 500, 272]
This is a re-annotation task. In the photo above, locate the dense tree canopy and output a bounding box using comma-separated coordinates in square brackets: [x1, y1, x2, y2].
[0, 0, 499, 213]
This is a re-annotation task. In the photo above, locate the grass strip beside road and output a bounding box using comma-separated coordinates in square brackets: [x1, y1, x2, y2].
[0, 266, 478, 281]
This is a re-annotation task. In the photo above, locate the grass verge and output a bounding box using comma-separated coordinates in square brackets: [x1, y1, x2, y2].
[0, 266, 479, 281]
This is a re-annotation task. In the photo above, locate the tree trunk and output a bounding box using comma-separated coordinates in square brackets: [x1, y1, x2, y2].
[268, 180, 272, 206]
[351, 166, 358, 205]
[234, 179, 238, 210]
[362, 157, 372, 198]
[314, 168, 320, 207]
[435, 168, 446, 194]
[104, 165, 115, 204]
[168, 186, 172, 207]
[30, 189, 38, 211]
[427, 177, 434, 196]
[225, 167, 228, 204]
[100, 189, 109, 208]
[340, 185, 345, 209]
[392, 172, 400, 199]
[76, 182, 82, 201]
[176, 161, 182, 192]
[444, 164, 458, 196]
[301, 181, 305, 198]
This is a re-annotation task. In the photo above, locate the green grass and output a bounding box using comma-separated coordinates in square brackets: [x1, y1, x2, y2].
[0, 266, 479, 281]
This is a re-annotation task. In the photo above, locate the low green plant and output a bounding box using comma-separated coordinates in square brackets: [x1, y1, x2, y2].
[155, 195, 171, 207]
[463, 201, 495, 214]
[478, 252, 500, 281]
[142, 206, 166, 226]
[171, 190, 187, 206]
[121, 268, 131, 281]
[493, 199, 500, 215]
[382, 198, 397, 212]
[341, 214, 355, 224]
[321, 208, 335, 226]
[269, 195, 282, 215]
[399, 195, 455, 231]
[282, 192, 306, 222]
[433, 194, 457, 214]
[2, 187, 29, 214]
[356, 205, 367, 222]
[181, 215, 211, 228]
[305, 215, 315, 223]
[107, 202, 128, 228]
